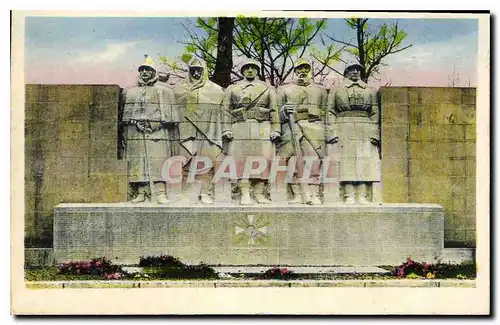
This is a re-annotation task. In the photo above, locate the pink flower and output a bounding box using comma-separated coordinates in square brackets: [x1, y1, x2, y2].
[105, 272, 121, 280]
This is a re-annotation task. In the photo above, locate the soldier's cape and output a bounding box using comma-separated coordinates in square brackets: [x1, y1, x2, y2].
[173, 57, 225, 154]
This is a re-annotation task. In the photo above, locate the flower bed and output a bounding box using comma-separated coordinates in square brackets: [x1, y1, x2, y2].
[24, 255, 476, 281]
[393, 257, 476, 279]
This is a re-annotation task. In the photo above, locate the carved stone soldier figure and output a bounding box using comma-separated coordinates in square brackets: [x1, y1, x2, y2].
[223, 58, 281, 205]
[277, 58, 327, 205]
[173, 57, 225, 204]
[326, 63, 381, 204]
[121, 56, 179, 204]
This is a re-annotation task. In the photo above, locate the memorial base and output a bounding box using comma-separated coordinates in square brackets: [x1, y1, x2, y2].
[54, 203, 444, 266]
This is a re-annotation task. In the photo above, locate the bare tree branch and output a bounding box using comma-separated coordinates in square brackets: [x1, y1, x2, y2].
[325, 34, 356, 48]
[196, 18, 218, 32]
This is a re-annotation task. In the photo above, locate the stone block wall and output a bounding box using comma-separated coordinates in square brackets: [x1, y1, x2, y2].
[24, 85, 128, 247]
[381, 87, 476, 247]
[24, 85, 476, 248]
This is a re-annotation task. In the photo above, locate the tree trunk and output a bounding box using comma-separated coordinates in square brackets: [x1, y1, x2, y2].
[356, 19, 369, 83]
[213, 17, 235, 88]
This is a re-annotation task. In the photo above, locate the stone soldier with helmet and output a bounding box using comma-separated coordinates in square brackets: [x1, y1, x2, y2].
[326, 62, 381, 204]
[173, 57, 225, 204]
[121, 55, 179, 204]
[222, 58, 281, 205]
[277, 58, 328, 205]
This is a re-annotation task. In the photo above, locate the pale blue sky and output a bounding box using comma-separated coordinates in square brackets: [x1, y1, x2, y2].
[24, 16, 479, 87]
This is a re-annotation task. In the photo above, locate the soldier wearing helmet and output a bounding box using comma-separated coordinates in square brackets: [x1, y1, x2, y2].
[222, 58, 281, 205]
[277, 58, 328, 205]
[326, 62, 381, 204]
[121, 55, 179, 204]
[173, 57, 226, 204]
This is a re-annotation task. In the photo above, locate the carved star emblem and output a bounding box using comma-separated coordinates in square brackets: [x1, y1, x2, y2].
[233, 215, 269, 246]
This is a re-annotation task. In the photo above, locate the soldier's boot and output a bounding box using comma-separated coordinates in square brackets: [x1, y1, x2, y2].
[179, 174, 197, 204]
[288, 184, 302, 204]
[289, 183, 312, 204]
[131, 184, 147, 203]
[253, 180, 271, 204]
[344, 183, 356, 205]
[239, 181, 253, 205]
[200, 174, 214, 205]
[200, 194, 213, 204]
[308, 184, 322, 205]
[154, 181, 169, 204]
[357, 183, 371, 204]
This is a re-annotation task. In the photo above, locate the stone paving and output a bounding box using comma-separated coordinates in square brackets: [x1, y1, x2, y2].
[25, 279, 476, 289]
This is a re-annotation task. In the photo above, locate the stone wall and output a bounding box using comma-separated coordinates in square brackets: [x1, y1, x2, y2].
[381, 87, 476, 247]
[24, 85, 476, 248]
[24, 85, 128, 247]
[53, 203, 444, 266]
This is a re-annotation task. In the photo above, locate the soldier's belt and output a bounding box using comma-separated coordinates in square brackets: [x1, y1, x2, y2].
[295, 112, 321, 122]
[337, 110, 370, 117]
[231, 106, 271, 122]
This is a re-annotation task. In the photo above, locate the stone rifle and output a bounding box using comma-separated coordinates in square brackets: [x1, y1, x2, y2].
[284, 105, 309, 204]
[230, 87, 269, 121]
[141, 123, 156, 200]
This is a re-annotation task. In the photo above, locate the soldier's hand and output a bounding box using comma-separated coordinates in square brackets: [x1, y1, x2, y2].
[326, 136, 339, 144]
[149, 121, 162, 131]
[136, 120, 153, 133]
[270, 131, 281, 143]
[370, 138, 380, 146]
[158, 73, 169, 83]
[136, 120, 147, 132]
[282, 105, 295, 116]
[222, 131, 233, 141]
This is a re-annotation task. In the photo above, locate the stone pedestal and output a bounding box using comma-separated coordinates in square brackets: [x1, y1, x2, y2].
[54, 203, 444, 266]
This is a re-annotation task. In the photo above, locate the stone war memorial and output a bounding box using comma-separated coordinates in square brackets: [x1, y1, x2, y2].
[20, 13, 484, 297]
[48, 56, 445, 267]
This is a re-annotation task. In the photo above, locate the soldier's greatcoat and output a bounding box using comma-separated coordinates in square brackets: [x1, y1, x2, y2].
[277, 60, 328, 179]
[326, 79, 381, 182]
[121, 76, 178, 183]
[223, 72, 280, 178]
[173, 58, 225, 164]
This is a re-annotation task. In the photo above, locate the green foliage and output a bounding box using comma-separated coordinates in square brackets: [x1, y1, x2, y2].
[406, 272, 423, 279]
[25, 267, 108, 281]
[138, 254, 218, 279]
[182, 17, 336, 86]
[327, 18, 411, 82]
[167, 17, 411, 85]
[141, 265, 218, 279]
[139, 254, 184, 267]
[26, 255, 219, 281]
[181, 53, 193, 64]
[25, 259, 476, 282]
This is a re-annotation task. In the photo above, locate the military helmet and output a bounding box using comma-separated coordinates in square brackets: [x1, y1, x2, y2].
[138, 55, 157, 72]
[189, 57, 205, 69]
[240, 58, 261, 74]
[343, 62, 364, 76]
[294, 58, 312, 70]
